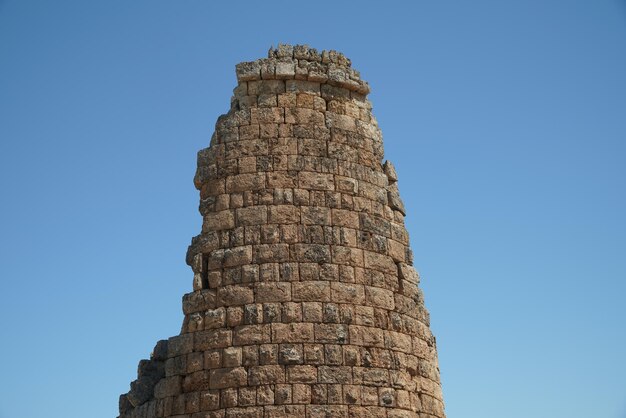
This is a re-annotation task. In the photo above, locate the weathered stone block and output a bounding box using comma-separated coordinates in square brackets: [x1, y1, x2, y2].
[314, 323, 349, 344]
[287, 365, 318, 383]
[217, 285, 254, 306]
[272, 323, 314, 343]
[293, 244, 331, 263]
[248, 365, 285, 385]
[225, 174, 265, 193]
[209, 367, 247, 389]
[331, 282, 365, 304]
[292, 281, 331, 302]
[194, 329, 232, 350]
[278, 343, 304, 365]
[365, 286, 395, 310]
[268, 205, 300, 224]
[236, 206, 267, 226]
[363, 251, 397, 275]
[255, 282, 292, 303]
[203, 210, 235, 232]
[298, 171, 335, 191]
[232, 324, 271, 345]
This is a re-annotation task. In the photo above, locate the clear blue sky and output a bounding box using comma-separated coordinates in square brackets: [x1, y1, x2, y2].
[1, 1, 625, 417]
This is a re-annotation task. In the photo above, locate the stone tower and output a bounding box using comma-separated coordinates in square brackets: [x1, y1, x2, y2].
[119, 44, 445, 418]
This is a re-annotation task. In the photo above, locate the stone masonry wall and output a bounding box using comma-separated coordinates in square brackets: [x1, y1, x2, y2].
[119, 44, 445, 418]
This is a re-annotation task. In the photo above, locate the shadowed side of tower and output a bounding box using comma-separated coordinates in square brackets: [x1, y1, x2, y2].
[119, 44, 445, 418]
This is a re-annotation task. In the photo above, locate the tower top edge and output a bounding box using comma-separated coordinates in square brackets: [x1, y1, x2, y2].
[235, 44, 370, 95]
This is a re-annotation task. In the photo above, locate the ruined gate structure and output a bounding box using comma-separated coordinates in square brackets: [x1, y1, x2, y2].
[119, 44, 445, 418]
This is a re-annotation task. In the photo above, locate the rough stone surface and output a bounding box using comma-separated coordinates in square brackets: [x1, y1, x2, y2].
[119, 44, 445, 418]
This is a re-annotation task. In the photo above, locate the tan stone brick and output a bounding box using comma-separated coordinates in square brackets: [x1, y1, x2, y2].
[330, 282, 365, 304]
[259, 121, 278, 137]
[248, 80, 285, 95]
[343, 346, 360, 367]
[297, 137, 326, 157]
[332, 245, 364, 266]
[324, 344, 343, 365]
[167, 334, 193, 358]
[349, 325, 384, 348]
[281, 302, 302, 322]
[232, 324, 271, 345]
[239, 124, 260, 140]
[302, 301, 323, 322]
[255, 282, 292, 303]
[301, 206, 331, 225]
[204, 349, 221, 369]
[314, 323, 349, 344]
[361, 386, 379, 406]
[165, 355, 186, 377]
[359, 213, 391, 237]
[343, 385, 361, 405]
[277, 92, 296, 107]
[222, 347, 242, 367]
[217, 285, 254, 306]
[253, 243, 290, 263]
[199, 389, 220, 410]
[183, 290, 217, 314]
[387, 239, 406, 262]
[268, 205, 300, 224]
[266, 171, 298, 188]
[226, 306, 244, 327]
[292, 281, 330, 302]
[203, 210, 235, 232]
[195, 329, 232, 350]
[292, 244, 331, 263]
[397, 262, 419, 284]
[255, 385, 274, 405]
[218, 387, 237, 407]
[287, 365, 318, 383]
[331, 209, 359, 228]
[384, 331, 413, 354]
[354, 306, 375, 327]
[292, 384, 311, 404]
[209, 367, 247, 389]
[226, 173, 265, 193]
[236, 206, 267, 226]
[328, 384, 343, 404]
[248, 365, 285, 385]
[325, 112, 357, 132]
[274, 384, 292, 405]
[295, 93, 317, 109]
[298, 171, 335, 191]
[306, 404, 349, 418]
[276, 343, 302, 365]
[242, 345, 259, 366]
[272, 322, 314, 343]
[311, 384, 327, 404]
[363, 251, 397, 275]
[364, 286, 395, 310]
[303, 343, 324, 364]
[285, 107, 325, 125]
[421, 394, 445, 417]
[359, 367, 390, 386]
[261, 224, 280, 243]
[286, 80, 321, 95]
[223, 246, 253, 268]
[250, 107, 284, 124]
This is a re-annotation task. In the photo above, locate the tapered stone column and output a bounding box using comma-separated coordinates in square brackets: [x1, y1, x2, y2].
[119, 44, 445, 418]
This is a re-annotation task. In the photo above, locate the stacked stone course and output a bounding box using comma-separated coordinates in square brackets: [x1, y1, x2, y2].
[119, 44, 445, 418]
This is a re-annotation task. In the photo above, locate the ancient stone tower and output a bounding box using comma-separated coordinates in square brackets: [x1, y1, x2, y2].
[119, 44, 445, 418]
